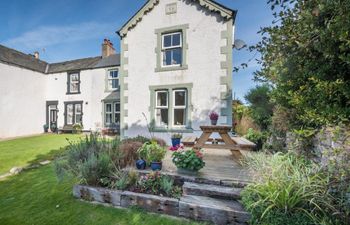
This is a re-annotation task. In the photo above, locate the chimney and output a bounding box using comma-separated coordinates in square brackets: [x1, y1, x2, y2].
[102, 39, 116, 58]
[34, 51, 39, 59]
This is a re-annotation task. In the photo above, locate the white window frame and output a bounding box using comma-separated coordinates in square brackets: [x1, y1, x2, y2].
[155, 90, 169, 128]
[172, 89, 187, 128]
[161, 32, 182, 68]
[107, 69, 119, 91]
[114, 102, 120, 125]
[105, 103, 113, 125]
[69, 73, 80, 93]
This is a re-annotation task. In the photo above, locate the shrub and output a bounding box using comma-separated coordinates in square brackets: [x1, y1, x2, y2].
[244, 128, 267, 150]
[137, 141, 166, 163]
[54, 133, 123, 186]
[124, 135, 166, 147]
[172, 149, 205, 171]
[72, 123, 83, 134]
[119, 140, 143, 167]
[241, 152, 337, 225]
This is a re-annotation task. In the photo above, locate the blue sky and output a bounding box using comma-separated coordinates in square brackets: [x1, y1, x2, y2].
[0, 0, 274, 102]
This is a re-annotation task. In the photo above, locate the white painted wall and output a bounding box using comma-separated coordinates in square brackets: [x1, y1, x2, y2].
[0, 63, 46, 138]
[45, 68, 119, 131]
[123, 0, 232, 140]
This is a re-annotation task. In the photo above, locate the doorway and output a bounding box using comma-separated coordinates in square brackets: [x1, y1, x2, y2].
[46, 101, 58, 132]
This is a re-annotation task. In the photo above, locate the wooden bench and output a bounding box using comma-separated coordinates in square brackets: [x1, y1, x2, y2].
[231, 137, 256, 150]
[182, 136, 197, 147]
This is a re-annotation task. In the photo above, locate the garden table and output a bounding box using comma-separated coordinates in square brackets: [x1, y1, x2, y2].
[194, 125, 238, 150]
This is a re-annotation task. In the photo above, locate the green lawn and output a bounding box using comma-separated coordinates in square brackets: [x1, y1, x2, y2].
[0, 134, 82, 174]
[0, 165, 197, 225]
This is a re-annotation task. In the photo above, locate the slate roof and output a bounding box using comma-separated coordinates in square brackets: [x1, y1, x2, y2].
[0, 45, 48, 73]
[0, 44, 120, 74]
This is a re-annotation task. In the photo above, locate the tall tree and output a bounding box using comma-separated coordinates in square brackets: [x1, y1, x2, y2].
[253, 0, 350, 129]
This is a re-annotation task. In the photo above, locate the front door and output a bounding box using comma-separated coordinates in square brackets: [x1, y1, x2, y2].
[49, 106, 58, 129]
[46, 101, 58, 132]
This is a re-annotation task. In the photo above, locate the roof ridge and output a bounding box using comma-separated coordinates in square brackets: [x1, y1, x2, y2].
[49, 55, 102, 65]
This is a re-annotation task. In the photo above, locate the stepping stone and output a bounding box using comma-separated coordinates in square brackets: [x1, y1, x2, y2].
[179, 195, 250, 225]
[183, 182, 242, 200]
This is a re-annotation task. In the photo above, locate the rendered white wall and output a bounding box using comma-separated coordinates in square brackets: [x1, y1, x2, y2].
[45, 67, 119, 131]
[0, 63, 46, 138]
[123, 0, 232, 140]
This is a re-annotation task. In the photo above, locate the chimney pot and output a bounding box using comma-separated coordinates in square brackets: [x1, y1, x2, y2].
[102, 39, 116, 58]
[34, 51, 39, 59]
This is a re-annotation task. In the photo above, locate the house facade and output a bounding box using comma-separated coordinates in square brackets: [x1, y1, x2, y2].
[0, 0, 236, 140]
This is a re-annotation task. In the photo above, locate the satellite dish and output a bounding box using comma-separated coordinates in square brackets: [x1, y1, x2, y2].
[233, 39, 247, 50]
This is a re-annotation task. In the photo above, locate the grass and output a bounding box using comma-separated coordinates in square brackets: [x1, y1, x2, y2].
[0, 165, 197, 225]
[0, 134, 82, 174]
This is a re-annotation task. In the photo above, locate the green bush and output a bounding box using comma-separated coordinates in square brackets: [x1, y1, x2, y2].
[241, 152, 337, 225]
[137, 141, 166, 163]
[54, 133, 123, 186]
[244, 128, 268, 150]
[172, 149, 205, 171]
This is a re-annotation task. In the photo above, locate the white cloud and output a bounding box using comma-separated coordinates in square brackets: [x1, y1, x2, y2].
[3, 22, 116, 51]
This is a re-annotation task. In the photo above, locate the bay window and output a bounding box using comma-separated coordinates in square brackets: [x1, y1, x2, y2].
[104, 101, 120, 127]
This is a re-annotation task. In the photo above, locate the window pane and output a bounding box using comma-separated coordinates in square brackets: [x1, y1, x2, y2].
[70, 74, 79, 81]
[67, 104, 73, 125]
[106, 104, 112, 113]
[70, 82, 79, 92]
[163, 50, 172, 66]
[156, 109, 168, 126]
[109, 70, 118, 78]
[105, 113, 112, 124]
[112, 79, 119, 89]
[115, 103, 120, 112]
[174, 109, 186, 126]
[172, 33, 181, 46]
[115, 113, 120, 124]
[163, 35, 172, 48]
[75, 115, 82, 124]
[174, 91, 186, 106]
[75, 104, 82, 114]
[156, 92, 168, 107]
[172, 48, 182, 65]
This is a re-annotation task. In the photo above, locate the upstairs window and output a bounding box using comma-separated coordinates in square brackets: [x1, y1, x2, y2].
[162, 32, 182, 67]
[67, 72, 80, 94]
[107, 70, 119, 91]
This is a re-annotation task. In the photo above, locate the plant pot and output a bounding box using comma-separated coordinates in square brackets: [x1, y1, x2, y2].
[136, 159, 147, 170]
[210, 119, 218, 125]
[44, 128, 48, 133]
[150, 162, 162, 171]
[171, 138, 181, 147]
[177, 168, 199, 176]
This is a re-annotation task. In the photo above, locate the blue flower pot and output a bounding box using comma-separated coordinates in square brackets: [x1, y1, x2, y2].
[150, 162, 162, 171]
[136, 159, 147, 170]
[171, 138, 181, 147]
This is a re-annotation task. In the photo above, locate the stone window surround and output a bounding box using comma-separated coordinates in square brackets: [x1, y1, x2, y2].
[64, 101, 83, 126]
[66, 71, 81, 95]
[149, 83, 193, 133]
[155, 24, 189, 72]
[105, 67, 120, 92]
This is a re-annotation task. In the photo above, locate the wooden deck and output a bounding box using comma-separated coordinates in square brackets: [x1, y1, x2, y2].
[161, 148, 252, 184]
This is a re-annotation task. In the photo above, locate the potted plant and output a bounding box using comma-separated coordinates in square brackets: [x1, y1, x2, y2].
[50, 122, 57, 133]
[172, 148, 205, 175]
[171, 133, 182, 147]
[137, 141, 166, 171]
[43, 124, 49, 133]
[72, 123, 83, 134]
[209, 112, 219, 125]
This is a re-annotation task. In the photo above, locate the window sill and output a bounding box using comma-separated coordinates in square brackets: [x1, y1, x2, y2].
[66, 92, 81, 95]
[151, 127, 193, 133]
[104, 89, 119, 93]
[155, 65, 188, 73]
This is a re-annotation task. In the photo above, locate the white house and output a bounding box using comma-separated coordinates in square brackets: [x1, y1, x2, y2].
[0, 0, 236, 140]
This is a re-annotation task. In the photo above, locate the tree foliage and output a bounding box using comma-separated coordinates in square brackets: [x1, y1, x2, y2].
[245, 85, 274, 130]
[253, 0, 350, 129]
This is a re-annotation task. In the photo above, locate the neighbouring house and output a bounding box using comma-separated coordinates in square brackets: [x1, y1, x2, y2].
[0, 0, 236, 141]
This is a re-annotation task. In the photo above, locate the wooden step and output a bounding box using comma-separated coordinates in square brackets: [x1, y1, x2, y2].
[179, 195, 250, 225]
[182, 182, 242, 200]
